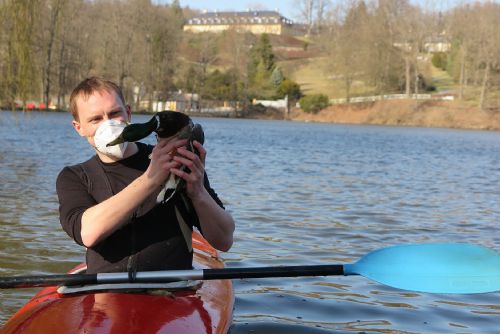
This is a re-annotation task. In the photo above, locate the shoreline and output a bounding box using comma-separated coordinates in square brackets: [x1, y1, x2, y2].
[3, 100, 500, 131]
[286, 100, 500, 131]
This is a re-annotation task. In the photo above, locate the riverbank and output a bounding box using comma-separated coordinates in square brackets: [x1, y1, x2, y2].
[3, 99, 499, 131]
[287, 100, 500, 131]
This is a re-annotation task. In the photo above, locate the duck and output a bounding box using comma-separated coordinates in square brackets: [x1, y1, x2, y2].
[106, 110, 204, 204]
[106, 110, 195, 146]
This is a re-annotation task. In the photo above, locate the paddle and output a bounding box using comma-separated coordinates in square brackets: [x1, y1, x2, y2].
[1, 243, 498, 294]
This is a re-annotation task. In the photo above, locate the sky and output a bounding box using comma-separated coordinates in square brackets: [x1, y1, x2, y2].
[156, 0, 498, 22]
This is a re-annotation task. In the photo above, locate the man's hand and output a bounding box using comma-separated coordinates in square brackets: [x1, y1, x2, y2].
[170, 140, 235, 252]
[146, 138, 188, 187]
[170, 140, 206, 200]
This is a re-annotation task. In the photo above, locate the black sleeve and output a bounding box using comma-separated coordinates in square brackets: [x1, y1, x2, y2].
[187, 173, 226, 233]
[204, 173, 225, 210]
[56, 166, 96, 246]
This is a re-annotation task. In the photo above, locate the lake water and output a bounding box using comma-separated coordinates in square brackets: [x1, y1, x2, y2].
[0, 110, 499, 333]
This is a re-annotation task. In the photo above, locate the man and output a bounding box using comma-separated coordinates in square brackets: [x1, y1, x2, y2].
[56, 77, 234, 274]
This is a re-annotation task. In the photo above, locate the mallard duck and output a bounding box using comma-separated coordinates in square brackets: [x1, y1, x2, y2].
[107, 110, 204, 204]
[106, 110, 193, 146]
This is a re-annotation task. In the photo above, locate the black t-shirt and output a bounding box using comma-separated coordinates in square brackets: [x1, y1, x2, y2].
[56, 143, 224, 274]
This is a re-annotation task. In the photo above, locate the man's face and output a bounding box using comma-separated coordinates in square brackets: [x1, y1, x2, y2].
[72, 89, 131, 148]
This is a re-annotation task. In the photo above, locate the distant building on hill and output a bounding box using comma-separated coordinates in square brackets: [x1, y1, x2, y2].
[423, 36, 451, 53]
[183, 10, 295, 35]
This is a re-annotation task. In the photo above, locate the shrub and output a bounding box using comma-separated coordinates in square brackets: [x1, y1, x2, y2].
[432, 52, 448, 71]
[299, 94, 329, 113]
[277, 79, 302, 101]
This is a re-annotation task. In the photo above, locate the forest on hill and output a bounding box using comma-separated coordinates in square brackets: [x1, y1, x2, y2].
[1, 0, 498, 117]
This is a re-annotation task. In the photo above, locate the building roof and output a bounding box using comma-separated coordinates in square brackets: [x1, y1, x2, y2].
[186, 10, 293, 26]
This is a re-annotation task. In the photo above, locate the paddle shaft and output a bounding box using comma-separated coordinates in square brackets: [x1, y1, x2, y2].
[0, 274, 98, 289]
[2, 243, 498, 293]
[0, 265, 345, 289]
[204, 265, 345, 280]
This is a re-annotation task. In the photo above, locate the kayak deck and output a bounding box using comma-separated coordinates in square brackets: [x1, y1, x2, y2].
[1, 232, 234, 334]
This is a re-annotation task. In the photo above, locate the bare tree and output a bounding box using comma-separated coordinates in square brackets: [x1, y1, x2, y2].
[327, 0, 371, 101]
[40, 0, 67, 107]
[375, 0, 417, 96]
[475, 3, 499, 110]
[449, 3, 500, 110]
[295, 0, 315, 35]
[449, 5, 474, 100]
[0, 1, 9, 104]
[187, 31, 220, 110]
[399, 4, 424, 96]
[1, 0, 40, 108]
[219, 29, 253, 113]
[61, 1, 96, 96]
[315, 0, 330, 32]
[365, 0, 406, 94]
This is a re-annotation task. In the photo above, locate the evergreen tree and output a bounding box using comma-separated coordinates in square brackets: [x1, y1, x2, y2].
[270, 67, 284, 88]
[248, 33, 276, 98]
[256, 33, 275, 73]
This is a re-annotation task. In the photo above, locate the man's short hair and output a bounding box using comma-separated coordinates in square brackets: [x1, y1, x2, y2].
[69, 77, 126, 120]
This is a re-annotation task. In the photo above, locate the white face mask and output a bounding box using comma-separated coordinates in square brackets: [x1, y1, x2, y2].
[94, 119, 129, 160]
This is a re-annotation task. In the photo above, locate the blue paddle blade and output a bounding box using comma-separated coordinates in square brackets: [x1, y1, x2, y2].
[344, 243, 500, 294]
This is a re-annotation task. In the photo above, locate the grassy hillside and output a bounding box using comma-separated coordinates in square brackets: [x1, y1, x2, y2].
[179, 32, 498, 111]
[279, 57, 336, 96]
[271, 36, 464, 102]
[430, 65, 455, 92]
[280, 56, 379, 99]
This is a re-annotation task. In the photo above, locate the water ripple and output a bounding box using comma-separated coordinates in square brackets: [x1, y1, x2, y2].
[0, 112, 499, 333]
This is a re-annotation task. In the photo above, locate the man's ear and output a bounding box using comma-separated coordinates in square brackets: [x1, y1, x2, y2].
[72, 120, 85, 137]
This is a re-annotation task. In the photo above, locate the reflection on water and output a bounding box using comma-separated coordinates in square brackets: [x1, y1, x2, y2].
[0, 111, 499, 332]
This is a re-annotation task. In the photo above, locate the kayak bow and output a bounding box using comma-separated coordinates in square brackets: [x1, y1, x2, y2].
[0, 232, 234, 334]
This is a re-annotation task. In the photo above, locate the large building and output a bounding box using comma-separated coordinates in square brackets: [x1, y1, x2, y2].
[183, 10, 294, 35]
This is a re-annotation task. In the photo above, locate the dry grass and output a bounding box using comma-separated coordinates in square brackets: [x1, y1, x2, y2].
[430, 65, 456, 92]
[279, 56, 376, 98]
[281, 57, 337, 96]
[289, 99, 500, 130]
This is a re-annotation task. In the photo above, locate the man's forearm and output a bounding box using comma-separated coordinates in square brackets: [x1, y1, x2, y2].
[192, 190, 235, 252]
[80, 174, 158, 247]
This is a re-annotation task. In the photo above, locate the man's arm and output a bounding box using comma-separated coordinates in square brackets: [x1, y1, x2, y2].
[80, 138, 188, 247]
[79, 173, 157, 247]
[170, 141, 235, 251]
[190, 188, 235, 251]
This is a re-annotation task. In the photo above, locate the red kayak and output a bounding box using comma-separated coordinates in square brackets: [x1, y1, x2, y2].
[1, 232, 234, 334]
